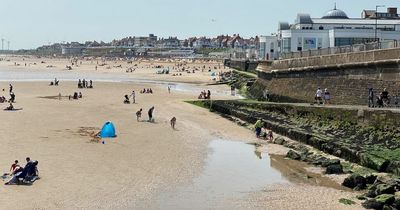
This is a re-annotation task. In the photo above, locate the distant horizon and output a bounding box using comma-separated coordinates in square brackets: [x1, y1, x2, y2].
[1, 0, 399, 50]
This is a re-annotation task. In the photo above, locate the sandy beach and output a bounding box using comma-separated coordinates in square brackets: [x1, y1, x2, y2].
[0, 56, 362, 209]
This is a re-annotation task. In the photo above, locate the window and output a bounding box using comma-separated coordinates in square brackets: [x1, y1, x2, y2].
[282, 38, 291, 52]
[335, 38, 376, 46]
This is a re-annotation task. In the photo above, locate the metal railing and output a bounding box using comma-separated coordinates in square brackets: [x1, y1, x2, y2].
[280, 40, 399, 60]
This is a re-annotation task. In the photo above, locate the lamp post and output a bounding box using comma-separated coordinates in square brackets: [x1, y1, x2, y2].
[375, 5, 385, 43]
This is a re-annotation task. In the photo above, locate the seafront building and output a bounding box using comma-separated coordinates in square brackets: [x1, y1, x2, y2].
[259, 6, 400, 60]
[279, 6, 400, 53]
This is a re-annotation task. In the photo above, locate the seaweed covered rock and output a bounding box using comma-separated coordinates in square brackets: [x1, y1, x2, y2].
[359, 153, 390, 172]
[376, 184, 395, 195]
[325, 164, 343, 174]
[311, 156, 329, 166]
[375, 194, 395, 205]
[286, 150, 301, 160]
[342, 173, 367, 189]
[366, 174, 378, 185]
[362, 199, 384, 210]
[273, 137, 285, 145]
[321, 159, 341, 167]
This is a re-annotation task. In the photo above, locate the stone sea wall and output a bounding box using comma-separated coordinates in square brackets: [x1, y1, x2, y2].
[272, 48, 400, 70]
[255, 60, 400, 105]
[224, 59, 259, 74]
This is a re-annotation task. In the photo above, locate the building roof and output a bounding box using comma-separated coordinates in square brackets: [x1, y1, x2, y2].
[312, 18, 400, 25]
[296, 14, 313, 24]
[322, 8, 349, 19]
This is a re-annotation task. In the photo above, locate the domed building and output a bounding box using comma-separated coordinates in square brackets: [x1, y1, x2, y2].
[322, 5, 349, 19]
[267, 5, 400, 56]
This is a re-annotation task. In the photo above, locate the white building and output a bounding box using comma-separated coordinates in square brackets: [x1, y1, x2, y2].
[278, 6, 400, 53]
[259, 36, 278, 60]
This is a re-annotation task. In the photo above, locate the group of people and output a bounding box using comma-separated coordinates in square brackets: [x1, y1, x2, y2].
[315, 87, 331, 105]
[3, 84, 17, 110]
[69, 92, 83, 100]
[135, 107, 176, 129]
[140, 88, 153, 94]
[135, 106, 155, 122]
[124, 90, 136, 104]
[78, 79, 93, 89]
[368, 87, 392, 108]
[4, 157, 39, 185]
[254, 119, 274, 141]
[198, 90, 211, 100]
[49, 78, 59, 86]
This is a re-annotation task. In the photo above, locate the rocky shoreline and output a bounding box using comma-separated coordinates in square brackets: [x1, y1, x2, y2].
[188, 99, 400, 209]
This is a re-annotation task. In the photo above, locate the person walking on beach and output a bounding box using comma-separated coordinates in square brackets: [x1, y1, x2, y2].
[170, 117, 176, 129]
[136, 108, 142, 121]
[168, 86, 171, 94]
[148, 106, 155, 122]
[130, 90, 136, 104]
[9, 84, 13, 93]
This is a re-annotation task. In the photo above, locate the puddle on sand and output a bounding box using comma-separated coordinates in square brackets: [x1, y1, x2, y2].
[157, 140, 289, 209]
[158, 140, 347, 209]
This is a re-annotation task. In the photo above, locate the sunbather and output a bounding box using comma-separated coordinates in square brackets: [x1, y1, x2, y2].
[5, 158, 39, 185]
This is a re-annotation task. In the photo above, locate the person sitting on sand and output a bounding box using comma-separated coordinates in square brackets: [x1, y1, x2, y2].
[10, 160, 19, 174]
[170, 117, 176, 129]
[78, 92, 82, 99]
[124, 95, 130, 104]
[5, 157, 37, 185]
[73, 92, 78, 100]
[136, 108, 143, 121]
[5, 103, 14, 111]
[148, 106, 155, 122]
[0, 96, 6, 103]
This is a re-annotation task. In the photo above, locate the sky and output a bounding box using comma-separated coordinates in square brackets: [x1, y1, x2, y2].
[1, 0, 399, 49]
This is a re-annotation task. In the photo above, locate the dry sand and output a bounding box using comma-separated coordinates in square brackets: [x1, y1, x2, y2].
[0, 56, 362, 209]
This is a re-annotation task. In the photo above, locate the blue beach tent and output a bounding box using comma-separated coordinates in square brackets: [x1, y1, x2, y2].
[100, 122, 117, 138]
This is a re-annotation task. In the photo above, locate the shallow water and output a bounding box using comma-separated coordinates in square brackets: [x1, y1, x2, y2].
[157, 140, 288, 209]
[0, 68, 243, 98]
[157, 140, 346, 209]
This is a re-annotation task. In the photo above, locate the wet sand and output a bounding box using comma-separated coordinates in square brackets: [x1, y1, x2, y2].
[0, 57, 362, 209]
